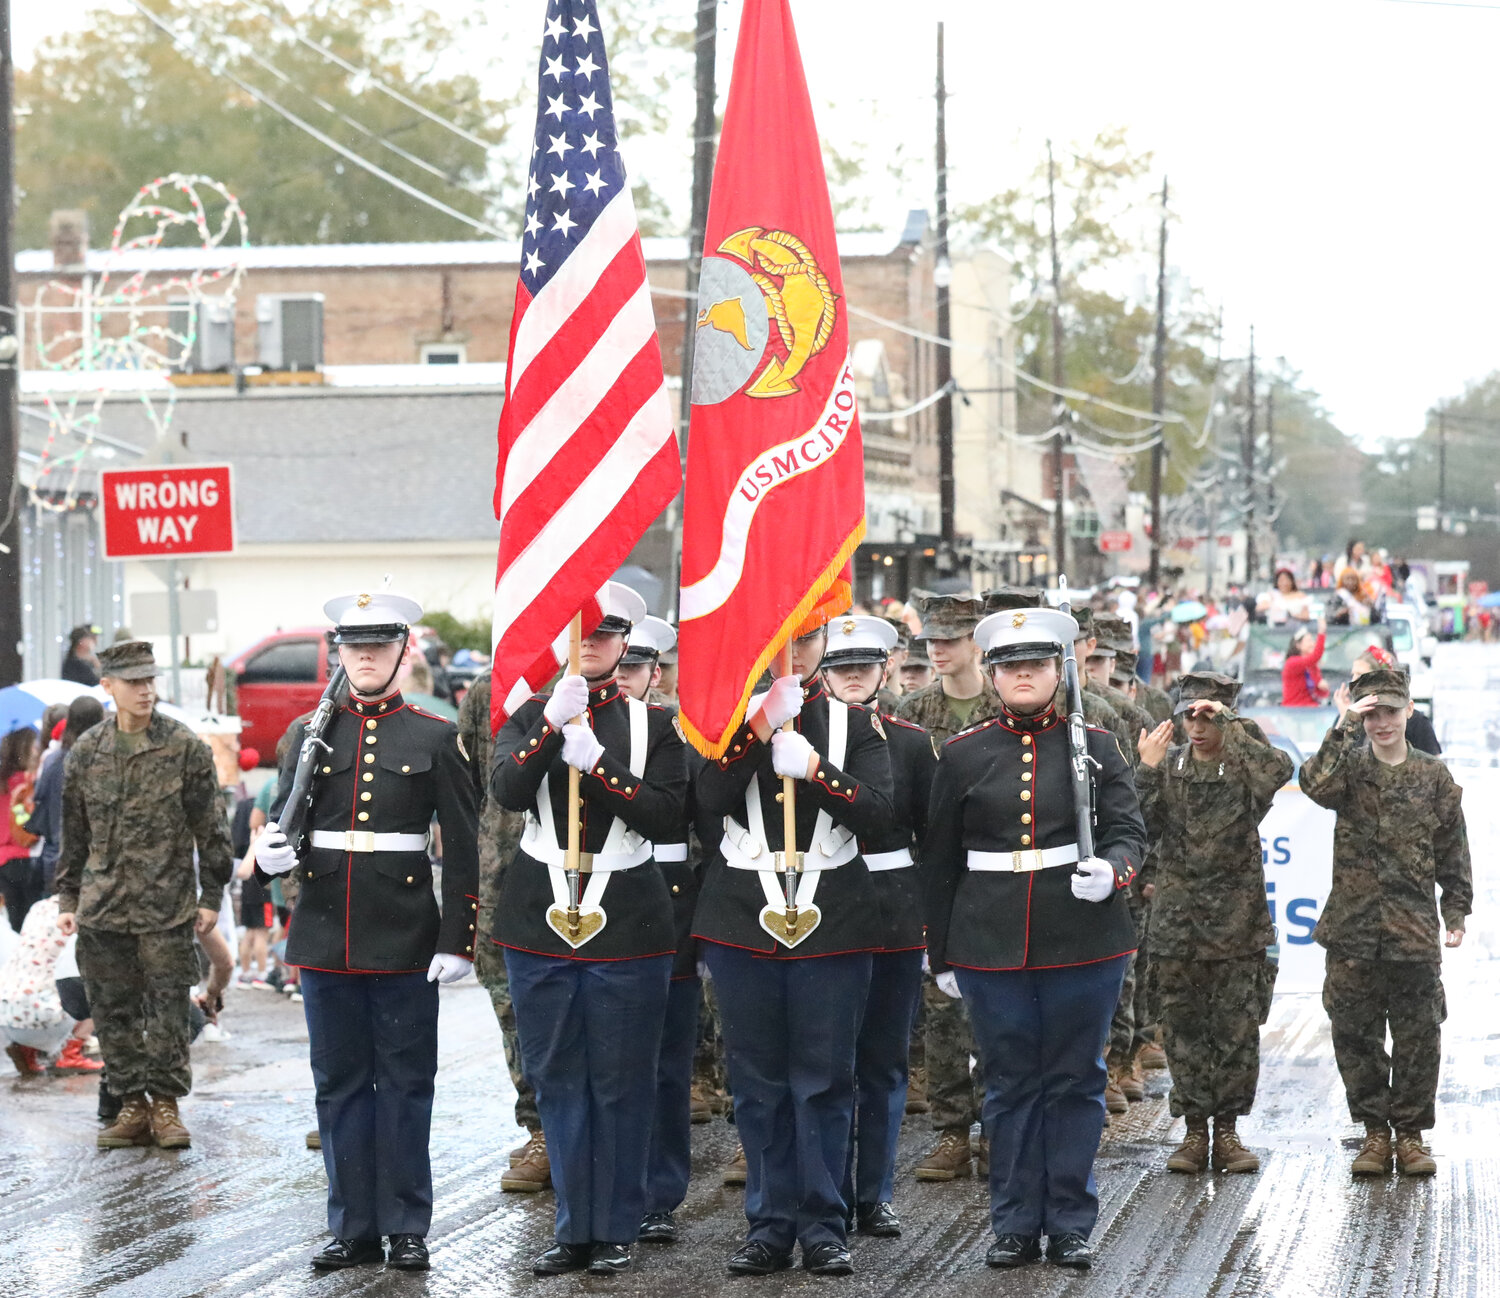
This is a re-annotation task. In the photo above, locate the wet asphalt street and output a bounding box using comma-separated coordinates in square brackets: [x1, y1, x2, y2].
[4, 643, 1499, 1298]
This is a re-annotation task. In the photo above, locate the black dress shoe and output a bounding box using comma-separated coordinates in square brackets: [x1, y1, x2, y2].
[802, 1242, 854, 1275]
[588, 1244, 632, 1274]
[726, 1240, 795, 1275]
[986, 1234, 1042, 1268]
[1046, 1232, 1095, 1268]
[311, 1238, 385, 1270]
[386, 1235, 430, 1271]
[855, 1201, 901, 1237]
[533, 1242, 592, 1276]
[639, 1211, 677, 1244]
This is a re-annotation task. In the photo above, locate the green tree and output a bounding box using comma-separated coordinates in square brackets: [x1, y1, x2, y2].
[17, 0, 516, 247]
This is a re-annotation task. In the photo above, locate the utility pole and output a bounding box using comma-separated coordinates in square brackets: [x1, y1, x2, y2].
[1243, 326, 1256, 586]
[1046, 140, 1067, 579]
[1437, 408, 1447, 528]
[1147, 176, 1169, 590]
[1264, 383, 1276, 549]
[665, 0, 717, 615]
[934, 23, 954, 550]
[0, 0, 22, 683]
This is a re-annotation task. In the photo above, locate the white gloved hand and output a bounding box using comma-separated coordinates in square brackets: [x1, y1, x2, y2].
[771, 730, 816, 780]
[757, 675, 804, 731]
[696, 959, 711, 982]
[426, 954, 473, 984]
[1071, 856, 1117, 903]
[561, 723, 606, 773]
[543, 674, 590, 728]
[935, 970, 962, 999]
[254, 823, 297, 876]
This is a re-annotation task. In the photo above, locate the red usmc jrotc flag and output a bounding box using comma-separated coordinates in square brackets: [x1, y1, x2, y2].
[677, 0, 865, 758]
[489, 0, 681, 732]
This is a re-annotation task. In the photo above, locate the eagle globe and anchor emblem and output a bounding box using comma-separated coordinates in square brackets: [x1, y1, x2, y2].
[691, 226, 840, 405]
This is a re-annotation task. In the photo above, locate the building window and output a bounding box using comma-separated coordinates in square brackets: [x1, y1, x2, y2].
[421, 343, 467, 365]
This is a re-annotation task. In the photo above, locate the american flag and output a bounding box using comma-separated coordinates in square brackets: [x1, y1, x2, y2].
[489, 0, 680, 732]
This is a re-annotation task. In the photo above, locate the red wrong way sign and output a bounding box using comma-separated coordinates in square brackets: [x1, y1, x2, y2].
[100, 464, 236, 559]
[1098, 530, 1133, 553]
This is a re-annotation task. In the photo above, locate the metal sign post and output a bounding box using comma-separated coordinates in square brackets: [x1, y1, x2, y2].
[165, 557, 182, 704]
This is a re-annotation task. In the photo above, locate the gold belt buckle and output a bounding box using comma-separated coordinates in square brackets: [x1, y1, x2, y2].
[344, 830, 376, 853]
[1012, 850, 1026, 873]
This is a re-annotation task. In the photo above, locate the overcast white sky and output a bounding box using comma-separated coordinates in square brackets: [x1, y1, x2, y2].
[16, 0, 1499, 446]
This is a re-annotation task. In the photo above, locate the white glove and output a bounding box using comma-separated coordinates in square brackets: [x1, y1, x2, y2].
[771, 730, 816, 780]
[757, 675, 804, 731]
[696, 959, 711, 981]
[935, 970, 962, 999]
[543, 674, 590, 727]
[561, 723, 606, 773]
[254, 823, 297, 876]
[1071, 856, 1117, 903]
[426, 954, 473, 984]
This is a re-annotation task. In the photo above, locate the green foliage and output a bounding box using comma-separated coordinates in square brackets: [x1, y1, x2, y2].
[420, 610, 490, 653]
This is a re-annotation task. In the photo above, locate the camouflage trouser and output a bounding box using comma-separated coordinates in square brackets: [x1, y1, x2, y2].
[694, 978, 727, 1096]
[1108, 952, 1138, 1063]
[1323, 956, 1445, 1133]
[76, 921, 197, 1100]
[475, 940, 540, 1133]
[1132, 897, 1159, 1048]
[924, 974, 980, 1132]
[1156, 953, 1266, 1120]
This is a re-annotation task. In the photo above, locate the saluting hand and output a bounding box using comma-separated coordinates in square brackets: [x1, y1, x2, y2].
[1138, 721, 1174, 768]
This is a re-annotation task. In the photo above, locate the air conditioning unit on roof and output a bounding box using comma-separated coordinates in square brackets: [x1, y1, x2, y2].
[167, 296, 235, 373]
[256, 292, 325, 372]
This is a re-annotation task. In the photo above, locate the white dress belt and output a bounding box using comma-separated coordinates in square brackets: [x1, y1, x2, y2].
[966, 844, 1080, 873]
[719, 829, 857, 872]
[863, 847, 913, 872]
[309, 830, 429, 854]
[521, 837, 653, 873]
[654, 842, 688, 863]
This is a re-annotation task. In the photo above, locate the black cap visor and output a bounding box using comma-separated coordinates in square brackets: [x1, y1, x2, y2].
[822, 648, 889, 669]
[985, 641, 1063, 666]
[334, 623, 409, 645]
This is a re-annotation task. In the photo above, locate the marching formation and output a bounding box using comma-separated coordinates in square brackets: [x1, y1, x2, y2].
[232, 577, 1469, 1277]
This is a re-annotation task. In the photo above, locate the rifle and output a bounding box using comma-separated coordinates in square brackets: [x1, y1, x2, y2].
[277, 665, 348, 854]
[1055, 577, 1096, 861]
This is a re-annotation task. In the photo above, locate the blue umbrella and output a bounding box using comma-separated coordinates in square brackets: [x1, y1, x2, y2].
[1476, 591, 1500, 609]
[1171, 600, 1209, 623]
[0, 679, 105, 736]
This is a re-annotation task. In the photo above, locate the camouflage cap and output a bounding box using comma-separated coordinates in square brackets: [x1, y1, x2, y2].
[1111, 647, 1139, 679]
[1350, 665, 1409, 709]
[881, 616, 912, 649]
[1093, 613, 1135, 656]
[981, 585, 1045, 613]
[913, 593, 984, 641]
[904, 639, 932, 667]
[98, 639, 158, 681]
[1072, 605, 1099, 637]
[1173, 670, 1241, 715]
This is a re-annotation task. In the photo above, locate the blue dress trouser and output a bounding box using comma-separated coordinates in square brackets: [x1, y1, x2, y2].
[505, 950, 671, 1245]
[844, 948, 924, 1207]
[956, 955, 1129, 1240]
[300, 969, 438, 1241]
[703, 943, 872, 1253]
[644, 975, 702, 1215]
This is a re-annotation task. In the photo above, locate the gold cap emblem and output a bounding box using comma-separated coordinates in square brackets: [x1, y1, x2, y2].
[842, 619, 857, 635]
[356, 593, 371, 608]
[1011, 612, 1027, 628]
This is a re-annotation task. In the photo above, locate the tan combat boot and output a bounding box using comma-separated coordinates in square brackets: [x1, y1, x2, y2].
[502, 1131, 551, 1191]
[1395, 1132, 1437, 1177]
[1351, 1124, 1392, 1176]
[1211, 1117, 1260, 1173]
[689, 1081, 714, 1124]
[1104, 1073, 1129, 1115]
[914, 1129, 973, 1181]
[905, 1066, 931, 1115]
[306, 1130, 322, 1151]
[1166, 1118, 1210, 1173]
[1121, 1053, 1146, 1102]
[149, 1095, 191, 1149]
[1137, 1039, 1168, 1071]
[97, 1093, 154, 1149]
[721, 1139, 748, 1186]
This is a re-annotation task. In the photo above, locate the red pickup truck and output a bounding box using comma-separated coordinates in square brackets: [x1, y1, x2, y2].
[228, 628, 335, 765]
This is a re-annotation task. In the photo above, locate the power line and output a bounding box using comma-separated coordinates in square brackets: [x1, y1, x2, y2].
[239, 0, 495, 150]
[125, 0, 505, 238]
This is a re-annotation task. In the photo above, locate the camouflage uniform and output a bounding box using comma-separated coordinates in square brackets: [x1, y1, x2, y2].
[457, 674, 539, 1133]
[1136, 687, 1292, 1120]
[1299, 670, 1472, 1134]
[898, 596, 1002, 1140]
[55, 704, 233, 1100]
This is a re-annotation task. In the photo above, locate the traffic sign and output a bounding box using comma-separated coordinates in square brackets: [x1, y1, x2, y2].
[99, 464, 235, 560]
[1098, 530, 1133, 553]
